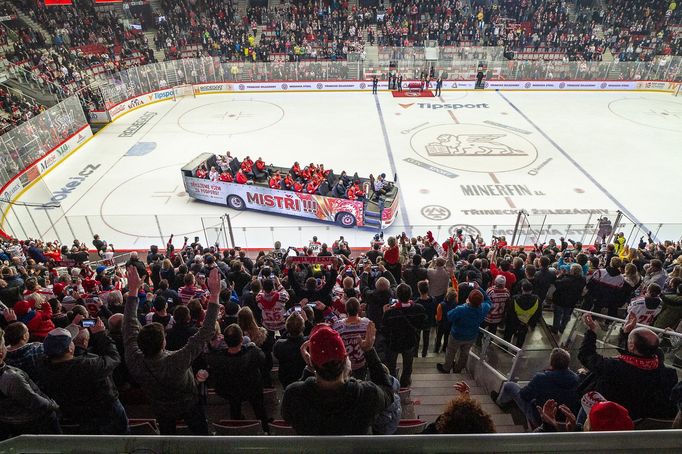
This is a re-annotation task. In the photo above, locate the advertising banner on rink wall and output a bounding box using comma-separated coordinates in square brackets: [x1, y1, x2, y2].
[98, 78, 677, 125]
[0, 127, 93, 206]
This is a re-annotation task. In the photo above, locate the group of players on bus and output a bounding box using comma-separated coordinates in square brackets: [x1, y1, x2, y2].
[194, 152, 375, 201]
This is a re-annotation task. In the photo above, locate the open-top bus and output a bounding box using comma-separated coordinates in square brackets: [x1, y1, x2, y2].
[181, 153, 400, 229]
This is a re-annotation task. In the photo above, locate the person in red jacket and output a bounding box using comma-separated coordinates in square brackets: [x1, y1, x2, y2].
[346, 186, 357, 200]
[269, 171, 282, 189]
[254, 157, 268, 180]
[305, 180, 318, 194]
[195, 166, 208, 179]
[235, 169, 250, 184]
[351, 181, 365, 200]
[218, 171, 233, 182]
[241, 156, 254, 179]
[13, 298, 55, 341]
[283, 173, 295, 190]
[291, 162, 301, 177]
[301, 166, 312, 180]
[489, 250, 516, 291]
[293, 180, 304, 192]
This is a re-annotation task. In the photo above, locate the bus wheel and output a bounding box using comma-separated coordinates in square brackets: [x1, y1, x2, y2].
[336, 212, 356, 227]
[227, 195, 245, 210]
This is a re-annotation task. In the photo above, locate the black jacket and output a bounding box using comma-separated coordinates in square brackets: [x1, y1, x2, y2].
[281, 349, 393, 435]
[361, 286, 393, 330]
[578, 329, 678, 420]
[534, 267, 557, 302]
[206, 344, 266, 399]
[273, 335, 307, 389]
[288, 268, 337, 306]
[402, 265, 428, 297]
[382, 302, 428, 352]
[39, 331, 120, 421]
[165, 324, 199, 351]
[553, 274, 586, 308]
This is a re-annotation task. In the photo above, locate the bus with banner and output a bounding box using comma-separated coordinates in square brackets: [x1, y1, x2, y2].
[182, 153, 399, 229]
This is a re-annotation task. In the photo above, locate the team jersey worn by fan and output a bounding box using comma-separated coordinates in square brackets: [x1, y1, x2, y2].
[332, 317, 370, 370]
[627, 297, 662, 325]
[485, 287, 510, 324]
[257, 287, 290, 332]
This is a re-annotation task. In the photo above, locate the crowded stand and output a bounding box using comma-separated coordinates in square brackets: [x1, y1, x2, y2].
[0, 0, 680, 134]
[0, 223, 680, 438]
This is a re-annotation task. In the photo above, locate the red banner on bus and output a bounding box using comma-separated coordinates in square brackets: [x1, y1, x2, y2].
[94, 0, 123, 3]
[44, 0, 73, 5]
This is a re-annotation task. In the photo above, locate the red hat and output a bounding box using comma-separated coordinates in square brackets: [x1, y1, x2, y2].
[309, 325, 347, 368]
[468, 289, 484, 306]
[13, 300, 33, 316]
[588, 401, 634, 431]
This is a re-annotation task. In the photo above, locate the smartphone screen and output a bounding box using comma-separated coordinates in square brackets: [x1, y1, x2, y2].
[81, 319, 96, 328]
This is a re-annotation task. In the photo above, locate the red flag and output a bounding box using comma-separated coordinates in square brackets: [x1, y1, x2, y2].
[44, 0, 73, 5]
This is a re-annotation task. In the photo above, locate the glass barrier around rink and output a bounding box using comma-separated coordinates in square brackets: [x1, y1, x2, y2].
[90, 55, 682, 110]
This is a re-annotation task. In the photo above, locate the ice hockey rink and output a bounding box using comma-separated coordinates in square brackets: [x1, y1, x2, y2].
[4, 89, 682, 249]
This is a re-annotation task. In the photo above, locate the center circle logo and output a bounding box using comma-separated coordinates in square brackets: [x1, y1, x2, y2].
[421, 205, 451, 221]
[410, 123, 538, 173]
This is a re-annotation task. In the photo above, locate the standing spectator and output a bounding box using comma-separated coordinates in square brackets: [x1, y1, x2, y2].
[0, 327, 61, 438]
[415, 281, 435, 358]
[273, 312, 307, 389]
[435, 77, 443, 96]
[626, 283, 663, 326]
[585, 257, 626, 317]
[12, 297, 54, 341]
[534, 256, 557, 304]
[206, 324, 269, 432]
[504, 280, 541, 348]
[552, 264, 586, 335]
[122, 266, 221, 435]
[437, 289, 491, 374]
[402, 255, 427, 298]
[578, 314, 678, 421]
[2, 320, 45, 385]
[382, 283, 427, 387]
[434, 288, 458, 353]
[484, 276, 510, 335]
[40, 320, 127, 434]
[332, 297, 372, 379]
[282, 323, 393, 434]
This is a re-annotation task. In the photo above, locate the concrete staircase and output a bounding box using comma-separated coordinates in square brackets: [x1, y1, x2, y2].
[149, 0, 164, 15]
[237, 0, 249, 16]
[10, 6, 52, 43]
[144, 30, 165, 61]
[403, 353, 525, 432]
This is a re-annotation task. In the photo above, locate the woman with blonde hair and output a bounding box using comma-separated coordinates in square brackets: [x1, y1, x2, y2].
[238, 306, 267, 347]
[665, 265, 682, 292]
[622, 263, 642, 298]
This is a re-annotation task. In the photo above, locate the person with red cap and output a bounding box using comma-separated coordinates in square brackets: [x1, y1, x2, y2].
[281, 321, 395, 434]
[13, 296, 55, 341]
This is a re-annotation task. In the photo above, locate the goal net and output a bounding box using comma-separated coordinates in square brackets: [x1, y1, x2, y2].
[173, 84, 195, 100]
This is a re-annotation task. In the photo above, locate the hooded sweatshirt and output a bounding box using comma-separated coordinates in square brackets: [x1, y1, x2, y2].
[519, 368, 580, 413]
[281, 349, 393, 434]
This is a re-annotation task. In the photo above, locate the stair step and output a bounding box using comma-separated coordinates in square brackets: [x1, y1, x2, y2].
[411, 386, 485, 396]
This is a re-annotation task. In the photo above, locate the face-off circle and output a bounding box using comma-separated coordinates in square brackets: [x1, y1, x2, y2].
[178, 100, 284, 135]
[608, 98, 682, 133]
[410, 123, 538, 173]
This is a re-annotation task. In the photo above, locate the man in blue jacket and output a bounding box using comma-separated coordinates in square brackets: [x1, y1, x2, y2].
[491, 348, 579, 427]
[437, 289, 490, 374]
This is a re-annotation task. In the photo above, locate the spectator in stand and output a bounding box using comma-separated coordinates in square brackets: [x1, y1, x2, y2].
[0, 327, 61, 438]
[415, 280, 435, 358]
[534, 256, 557, 304]
[552, 264, 586, 335]
[585, 256, 627, 317]
[423, 382, 496, 434]
[578, 313, 678, 421]
[382, 283, 427, 387]
[40, 319, 128, 434]
[206, 324, 269, 432]
[332, 297, 373, 379]
[402, 255, 428, 298]
[2, 319, 45, 385]
[122, 266, 221, 435]
[282, 322, 394, 435]
[626, 283, 663, 326]
[12, 297, 54, 341]
[434, 288, 458, 354]
[492, 348, 579, 428]
[273, 312, 307, 389]
[484, 276, 510, 335]
[504, 280, 541, 348]
[654, 283, 682, 330]
[438, 289, 491, 374]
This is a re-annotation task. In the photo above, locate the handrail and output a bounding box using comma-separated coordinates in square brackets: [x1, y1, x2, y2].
[573, 308, 682, 341]
[2, 432, 682, 452]
[478, 327, 522, 354]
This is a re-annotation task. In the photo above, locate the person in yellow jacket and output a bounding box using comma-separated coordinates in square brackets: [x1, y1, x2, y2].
[613, 232, 626, 255]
